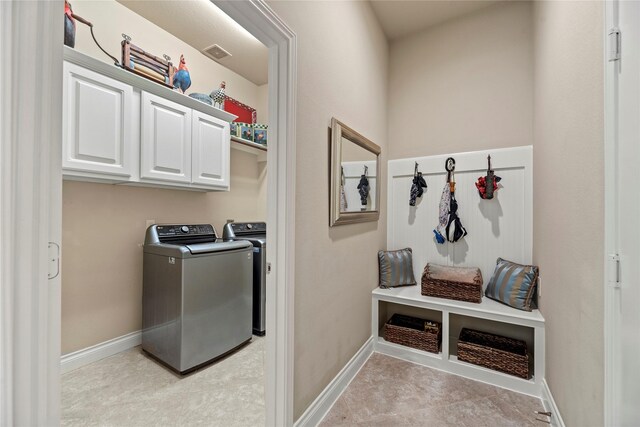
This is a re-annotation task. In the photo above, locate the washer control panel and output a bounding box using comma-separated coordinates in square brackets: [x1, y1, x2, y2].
[156, 224, 216, 238]
[231, 222, 266, 234]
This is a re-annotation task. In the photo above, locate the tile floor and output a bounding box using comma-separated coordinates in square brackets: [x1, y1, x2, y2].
[63, 342, 546, 427]
[62, 336, 265, 426]
[319, 353, 547, 427]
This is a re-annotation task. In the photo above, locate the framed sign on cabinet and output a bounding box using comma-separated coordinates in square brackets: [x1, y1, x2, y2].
[224, 95, 257, 124]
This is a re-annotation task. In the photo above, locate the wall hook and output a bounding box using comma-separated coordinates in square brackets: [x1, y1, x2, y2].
[445, 157, 455, 172]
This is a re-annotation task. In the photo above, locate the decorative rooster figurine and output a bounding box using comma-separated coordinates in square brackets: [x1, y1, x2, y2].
[210, 81, 226, 109]
[64, 1, 76, 47]
[173, 55, 191, 93]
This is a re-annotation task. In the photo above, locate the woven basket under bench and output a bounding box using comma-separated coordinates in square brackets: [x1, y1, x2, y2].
[457, 328, 530, 379]
[421, 263, 483, 303]
[384, 313, 441, 354]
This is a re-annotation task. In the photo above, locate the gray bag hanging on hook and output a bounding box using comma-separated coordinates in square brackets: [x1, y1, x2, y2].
[357, 165, 370, 206]
[409, 162, 427, 206]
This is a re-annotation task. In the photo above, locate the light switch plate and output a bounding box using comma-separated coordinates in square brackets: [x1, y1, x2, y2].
[538, 276, 542, 298]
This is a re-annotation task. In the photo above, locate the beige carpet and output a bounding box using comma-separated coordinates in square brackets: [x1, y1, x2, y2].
[62, 336, 265, 427]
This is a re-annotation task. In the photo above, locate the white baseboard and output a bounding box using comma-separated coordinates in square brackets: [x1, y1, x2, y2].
[541, 378, 565, 427]
[294, 336, 374, 427]
[60, 330, 142, 374]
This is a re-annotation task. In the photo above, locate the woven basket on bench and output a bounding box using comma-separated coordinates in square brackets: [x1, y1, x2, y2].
[421, 263, 483, 303]
[457, 328, 529, 379]
[384, 313, 441, 354]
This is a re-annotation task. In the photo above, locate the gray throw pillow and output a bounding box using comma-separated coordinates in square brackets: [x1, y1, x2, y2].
[378, 248, 416, 288]
[485, 258, 539, 311]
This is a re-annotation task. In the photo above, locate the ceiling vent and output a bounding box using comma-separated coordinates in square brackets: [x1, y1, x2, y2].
[202, 44, 232, 61]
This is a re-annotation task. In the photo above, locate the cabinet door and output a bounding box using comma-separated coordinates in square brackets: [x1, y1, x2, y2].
[63, 62, 134, 178]
[191, 110, 230, 189]
[140, 91, 192, 183]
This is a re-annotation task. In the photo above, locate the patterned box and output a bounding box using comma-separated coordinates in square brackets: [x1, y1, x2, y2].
[253, 124, 268, 146]
[237, 123, 254, 141]
[230, 122, 240, 137]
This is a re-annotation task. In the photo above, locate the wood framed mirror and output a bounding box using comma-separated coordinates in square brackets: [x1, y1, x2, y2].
[330, 117, 381, 226]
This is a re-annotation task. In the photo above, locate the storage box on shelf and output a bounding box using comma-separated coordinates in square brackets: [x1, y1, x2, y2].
[237, 122, 254, 141]
[384, 313, 441, 354]
[372, 284, 545, 396]
[421, 263, 483, 303]
[457, 328, 529, 379]
[253, 124, 268, 146]
[229, 121, 267, 159]
[231, 136, 267, 158]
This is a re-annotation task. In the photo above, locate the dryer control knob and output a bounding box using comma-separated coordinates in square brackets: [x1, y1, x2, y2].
[181, 226, 189, 233]
[246, 224, 253, 230]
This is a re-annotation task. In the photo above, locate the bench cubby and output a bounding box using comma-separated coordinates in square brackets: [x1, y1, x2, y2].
[372, 285, 545, 397]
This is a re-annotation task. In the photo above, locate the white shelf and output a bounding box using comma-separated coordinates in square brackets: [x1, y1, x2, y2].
[373, 285, 544, 328]
[377, 336, 443, 361]
[374, 335, 540, 396]
[448, 355, 535, 384]
[372, 285, 545, 398]
[231, 136, 267, 161]
[447, 355, 539, 396]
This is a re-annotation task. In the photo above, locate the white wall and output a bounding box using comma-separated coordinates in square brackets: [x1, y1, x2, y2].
[256, 83, 269, 124]
[267, 0, 389, 419]
[532, 2, 604, 425]
[387, 2, 533, 160]
[256, 83, 268, 219]
[62, 0, 268, 354]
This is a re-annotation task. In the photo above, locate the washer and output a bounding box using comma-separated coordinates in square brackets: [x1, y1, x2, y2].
[142, 224, 253, 374]
[223, 222, 267, 336]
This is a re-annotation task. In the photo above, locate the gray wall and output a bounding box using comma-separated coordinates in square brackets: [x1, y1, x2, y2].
[532, 1, 604, 425]
[64, 2, 606, 423]
[62, 150, 265, 354]
[267, 1, 389, 420]
[386, 1, 605, 424]
[387, 2, 534, 160]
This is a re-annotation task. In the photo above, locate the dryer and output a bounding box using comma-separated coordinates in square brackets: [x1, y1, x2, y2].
[223, 222, 267, 336]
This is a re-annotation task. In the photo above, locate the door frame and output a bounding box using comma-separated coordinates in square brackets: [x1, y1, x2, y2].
[0, 1, 296, 425]
[213, 2, 297, 425]
[1, 1, 64, 425]
[604, 0, 620, 425]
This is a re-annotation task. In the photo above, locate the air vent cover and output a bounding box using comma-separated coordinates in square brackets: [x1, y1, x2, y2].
[202, 44, 232, 61]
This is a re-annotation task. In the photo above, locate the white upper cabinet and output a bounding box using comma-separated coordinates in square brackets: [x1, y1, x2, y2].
[191, 110, 230, 189]
[62, 50, 236, 191]
[140, 92, 192, 184]
[63, 62, 134, 179]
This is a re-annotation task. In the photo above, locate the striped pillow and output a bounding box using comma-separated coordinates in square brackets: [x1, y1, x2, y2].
[485, 258, 539, 311]
[378, 248, 416, 288]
